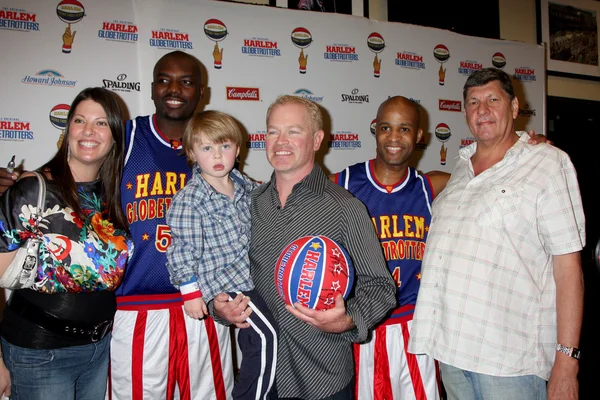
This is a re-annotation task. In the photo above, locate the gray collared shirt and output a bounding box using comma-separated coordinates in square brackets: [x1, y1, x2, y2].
[250, 164, 397, 399]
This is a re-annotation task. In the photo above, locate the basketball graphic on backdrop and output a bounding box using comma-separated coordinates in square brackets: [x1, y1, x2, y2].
[275, 235, 354, 311]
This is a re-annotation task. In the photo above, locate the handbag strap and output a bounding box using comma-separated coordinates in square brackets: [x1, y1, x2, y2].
[31, 171, 46, 219]
[11, 171, 46, 229]
[30, 171, 46, 228]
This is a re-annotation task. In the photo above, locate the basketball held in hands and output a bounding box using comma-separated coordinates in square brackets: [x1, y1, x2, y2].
[275, 235, 354, 311]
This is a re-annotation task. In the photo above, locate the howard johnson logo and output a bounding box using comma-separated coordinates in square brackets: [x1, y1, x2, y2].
[22, 69, 77, 88]
[341, 89, 369, 104]
[293, 89, 324, 103]
[103, 74, 140, 92]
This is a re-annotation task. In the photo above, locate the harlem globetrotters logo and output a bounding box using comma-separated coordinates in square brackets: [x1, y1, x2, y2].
[204, 19, 227, 69]
[366, 32, 385, 78]
[291, 27, 312, 74]
[56, 0, 85, 54]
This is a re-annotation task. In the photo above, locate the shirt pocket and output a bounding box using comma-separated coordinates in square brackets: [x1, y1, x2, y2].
[476, 185, 523, 229]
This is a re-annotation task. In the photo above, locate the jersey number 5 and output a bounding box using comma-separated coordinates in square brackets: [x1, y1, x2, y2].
[156, 224, 172, 252]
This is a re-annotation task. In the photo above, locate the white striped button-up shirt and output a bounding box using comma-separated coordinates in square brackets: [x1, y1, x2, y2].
[409, 133, 585, 380]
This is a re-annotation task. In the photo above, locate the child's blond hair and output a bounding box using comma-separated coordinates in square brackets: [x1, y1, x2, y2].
[182, 110, 243, 167]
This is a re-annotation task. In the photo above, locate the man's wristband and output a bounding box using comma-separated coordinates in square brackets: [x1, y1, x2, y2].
[556, 344, 581, 360]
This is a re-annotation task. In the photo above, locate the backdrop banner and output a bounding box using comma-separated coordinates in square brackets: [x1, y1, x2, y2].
[0, 0, 545, 181]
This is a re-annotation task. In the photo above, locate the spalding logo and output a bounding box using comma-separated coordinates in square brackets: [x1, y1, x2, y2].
[492, 52, 506, 69]
[435, 122, 451, 142]
[49, 104, 70, 130]
[204, 19, 227, 41]
[275, 235, 354, 311]
[56, 0, 85, 24]
[291, 27, 312, 49]
[367, 32, 385, 53]
[433, 44, 450, 63]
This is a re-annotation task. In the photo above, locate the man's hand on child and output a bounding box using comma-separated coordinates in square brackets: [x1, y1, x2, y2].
[184, 297, 208, 320]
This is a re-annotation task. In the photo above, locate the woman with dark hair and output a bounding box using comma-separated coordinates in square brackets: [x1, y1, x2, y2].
[0, 87, 132, 400]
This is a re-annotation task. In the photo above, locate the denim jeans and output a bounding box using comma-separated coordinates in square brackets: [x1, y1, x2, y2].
[1, 334, 110, 400]
[440, 362, 547, 400]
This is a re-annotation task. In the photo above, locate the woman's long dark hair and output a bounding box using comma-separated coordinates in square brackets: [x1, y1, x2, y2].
[41, 87, 129, 232]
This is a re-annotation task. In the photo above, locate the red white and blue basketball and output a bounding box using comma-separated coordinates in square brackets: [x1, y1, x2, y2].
[275, 235, 354, 311]
[56, 0, 85, 24]
[204, 19, 228, 42]
[290, 27, 312, 49]
[367, 32, 385, 53]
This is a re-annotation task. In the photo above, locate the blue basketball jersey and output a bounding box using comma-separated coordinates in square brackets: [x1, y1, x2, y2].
[334, 160, 434, 307]
[117, 115, 191, 296]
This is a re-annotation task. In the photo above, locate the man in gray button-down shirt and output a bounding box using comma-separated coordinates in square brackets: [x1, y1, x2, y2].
[214, 95, 397, 400]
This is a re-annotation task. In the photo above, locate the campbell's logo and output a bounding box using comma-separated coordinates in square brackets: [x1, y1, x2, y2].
[49, 104, 70, 130]
[492, 52, 506, 69]
[439, 99, 462, 112]
[22, 69, 77, 88]
[227, 87, 260, 101]
[434, 123, 451, 142]
[0, 8, 40, 32]
[149, 28, 193, 49]
[102, 73, 140, 92]
[98, 20, 138, 42]
[0, 117, 34, 141]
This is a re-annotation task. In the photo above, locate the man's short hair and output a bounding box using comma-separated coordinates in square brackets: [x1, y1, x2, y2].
[266, 95, 323, 133]
[463, 67, 515, 103]
[183, 110, 243, 167]
[153, 50, 202, 81]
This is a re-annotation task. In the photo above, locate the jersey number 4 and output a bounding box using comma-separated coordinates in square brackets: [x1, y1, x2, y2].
[392, 266, 402, 288]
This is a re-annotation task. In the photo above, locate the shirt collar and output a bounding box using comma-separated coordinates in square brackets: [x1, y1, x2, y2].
[459, 130, 530, 162]
[192, 164, 250, 199]
[268, 163, 326, 197]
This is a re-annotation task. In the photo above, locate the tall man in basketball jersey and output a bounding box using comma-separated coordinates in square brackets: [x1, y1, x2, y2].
[110, 51, 234, 400]
[331, 96, 449, 400]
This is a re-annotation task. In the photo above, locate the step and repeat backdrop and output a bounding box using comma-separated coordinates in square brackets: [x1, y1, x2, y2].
[0, 0, 545, 181]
